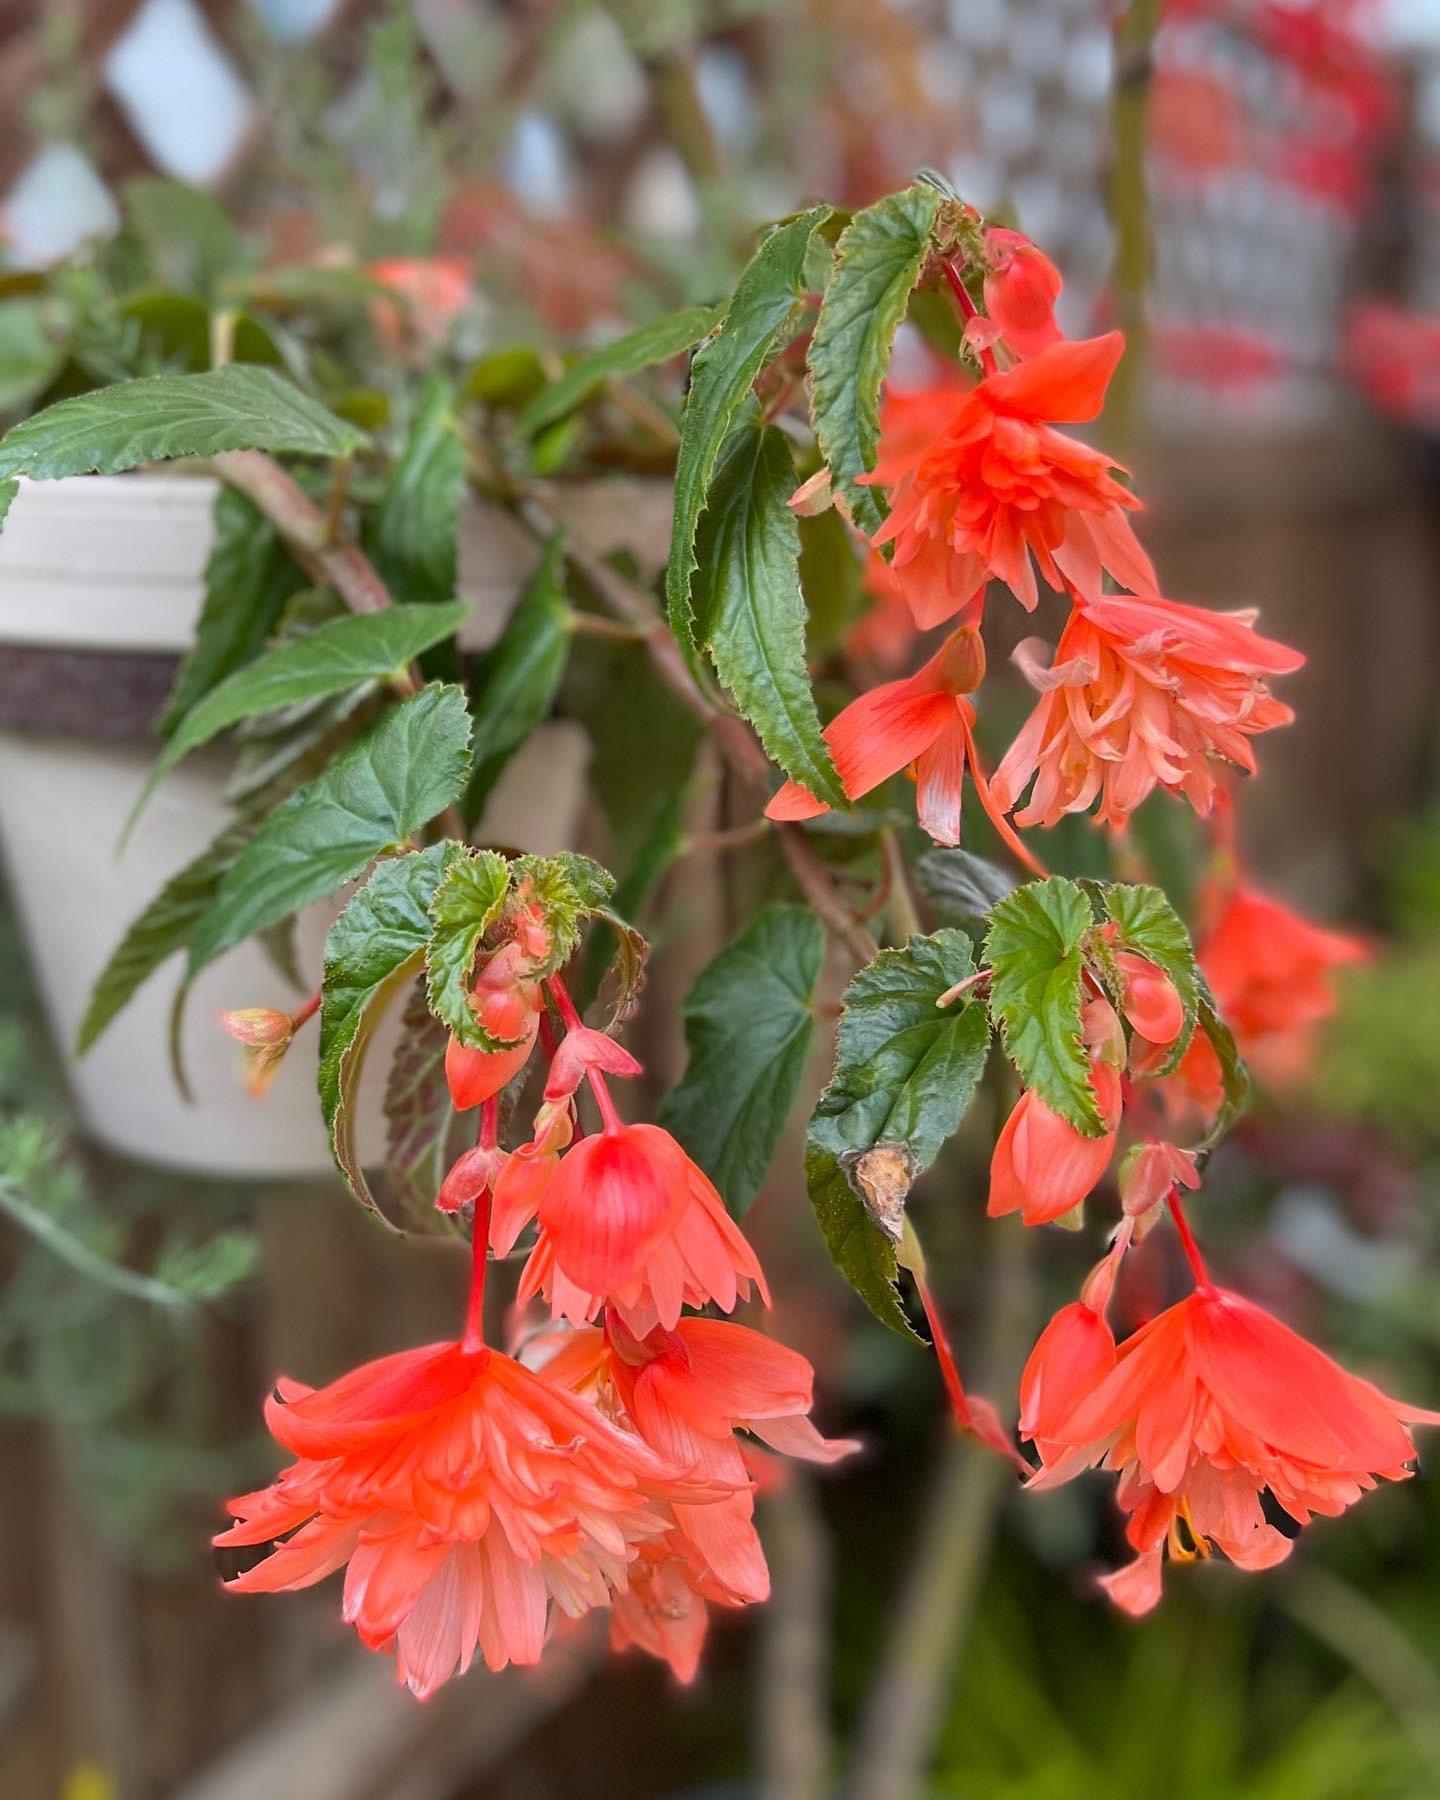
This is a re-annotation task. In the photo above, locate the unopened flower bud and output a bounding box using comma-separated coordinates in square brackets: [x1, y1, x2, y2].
[1114, 951, 1184, 1048]
[545, 1026, 644, 1103]
[219, 1008, 295, 1097]
[982, 227, 1062, 360]
[936, 623, 987, 696]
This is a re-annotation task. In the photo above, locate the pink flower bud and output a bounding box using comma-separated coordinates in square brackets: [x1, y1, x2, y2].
[1115, 950, 1184, 1047]
[436, 1144, 507, 1215]
[982, 227, 1063, 359]
[1118, 1140, 1201, 1222]
[219, 1008, 293, 1048]
[545, 1026, 644, 1103]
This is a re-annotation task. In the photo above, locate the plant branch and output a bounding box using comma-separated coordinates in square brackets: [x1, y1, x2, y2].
[757, 1474, 834, 1800]
[521, 499, 877, 967]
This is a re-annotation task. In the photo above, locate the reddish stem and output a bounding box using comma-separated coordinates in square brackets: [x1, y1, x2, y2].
[942, 258, 998, 376]
[290, 990, 322, 1030]
[961, 714, 1048, 880]
[462, 1099, 499, 1352]
[547, 973, 622, 1133]
[1167, 1188, 1211, 1290]
[916, 1275, 973, 1429]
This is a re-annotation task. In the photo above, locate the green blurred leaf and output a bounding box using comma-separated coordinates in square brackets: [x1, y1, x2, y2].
[659, 905, 824, 1217]
[163, 488, 310, 732]
[123, 178, 249, 295]
[0, 365, 365, 480]
[0, 299, 64, 413]
[1102, 881, 1199, 1071]
[798, 501, 863, 659]
[319, 843, 466, 1221]
[666, 207, 828, 657]
[465, 346, 547, 407]
[137, 602, 465, 827]
[189, 683, 472, 972]
[694, 414, 843, 808]
[424, 849, 514, 1048]
[517, 302, 723, 435]
[808, 185, 941, 536]
[76, 824, 249, 1055]
[1195, 981, 1250, 1151]
[368, 374, 465, 610]
[985, 875, 1103, 1135]
[463, 534, 571, 824]
[807, 930, 991, 1336]
[915, 846, 1017, 928]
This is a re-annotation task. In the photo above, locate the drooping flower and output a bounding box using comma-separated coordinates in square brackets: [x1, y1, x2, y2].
[607, 1543, 712, 1682]
[1024, 1285, 1440, 1614]
[988, 1061, 1123, 1227]
[991, 594, 1303, 832]
[516, 1126, 769, 1336]
[982, 227, 1063, 360]
[865, 334, 1155, 627]
[216, 1339, 698, 1697]
[444, 941, 543, 1110]
[1197, 882, 1368, 1083]
[989, 996, 1125, 1227]
[368, 256, 473, 352]
[765, 625, 985, 846]
[1117, 1139, 1201, 1226]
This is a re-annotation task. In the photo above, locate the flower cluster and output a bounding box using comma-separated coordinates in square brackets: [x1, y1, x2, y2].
[218, 934, 855, 1696]
[774, 224, 1303, 849]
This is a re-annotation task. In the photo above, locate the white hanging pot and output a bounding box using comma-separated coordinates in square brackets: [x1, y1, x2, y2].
[0, 470, 671, 1179]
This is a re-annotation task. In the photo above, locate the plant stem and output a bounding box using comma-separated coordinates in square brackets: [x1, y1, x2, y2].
[846, 1219, 1031, 1800]
[941, 257, 997, 376]
[758, 1474, 834, 1800]
[461, 1100, 498, 1353]
[524, 501, 877, 967]
[881, 828, 922, 944]
[1167, 1188, 1211, 1288]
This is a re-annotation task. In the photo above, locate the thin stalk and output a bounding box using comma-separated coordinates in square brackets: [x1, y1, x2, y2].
[941, 258, 997, 376]
[1167, 1188, 1211, 1288]
[461, 1099, 499, 1353]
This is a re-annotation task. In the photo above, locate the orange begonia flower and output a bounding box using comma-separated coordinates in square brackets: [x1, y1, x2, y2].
[765, 625, 985, 847]
[216, 1340, 703, 1697]
[865, 334, 1155, 627]
[1023, 1285, 1440, 1615]
[991, 594, 1303, 831]
[1197, 883, 1368, 1083]
[982, 226, 1063, 360]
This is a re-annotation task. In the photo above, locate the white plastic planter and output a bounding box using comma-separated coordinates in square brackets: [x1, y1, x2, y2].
[0, 471, 670, 1178]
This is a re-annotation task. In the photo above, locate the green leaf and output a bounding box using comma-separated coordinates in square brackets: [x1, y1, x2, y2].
[666, 208, 829, 656]
[0, 365, 364, 481]
[189, 683, 473, 973]
[1102, 881, 1199, 1070]
[123, 178, 249, 295]
[985, 876, 1103, 1135]
[0, 478, 16, 533]
[808, 185, 941, 537]
[694, 416, 843, 809]
[319, 844, 465, 1219]
[137, 602, 464, 827]
[368, 375, 465, 610]
[807, 930, 991, 1336]
[517, 303, 723, 435]
[1195, 983, 1251, 1152]
[424, 850, 514, 1048]
[383, 981, 462, 1229]
[799, 502, 863, 659]
[463, 534, 572, 824]
[76, 825, 249, 1055]
[0, 299, 64, 414]
[658, 906, 823, 1218]
[163, 488, 309, 731]
[915, 847, 1017, 928]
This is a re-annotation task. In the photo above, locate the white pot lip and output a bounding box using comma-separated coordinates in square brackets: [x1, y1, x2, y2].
[0, 471, 672, 657]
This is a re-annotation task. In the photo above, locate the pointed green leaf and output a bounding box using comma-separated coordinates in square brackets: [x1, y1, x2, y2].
[807, 930, 992, 1337]
[0, 299, 64, 414]
[509, 852, 617, 973]
[76, 824, 250, 1055]
[1102, 881, 1199, 1070]
[808, 185, 941, 536]
[424, 850, 514, 1048]
[123, 177, 250, 295]
[189, 683, 472, 973]
[369, 375, 465, 609]
[694, 416, 844, 809]
[659, 905, 824, 1218]
[666, 208, 829, 654]
[319, 843, 466, 1221]
[137, 602, 465, 827]
[463, 534, 572, 823]
[163, 487, 309, 732]
[985, 875, 1103, 1135]
[0, 365, 364, 480]
[517, 302, 724, 435]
